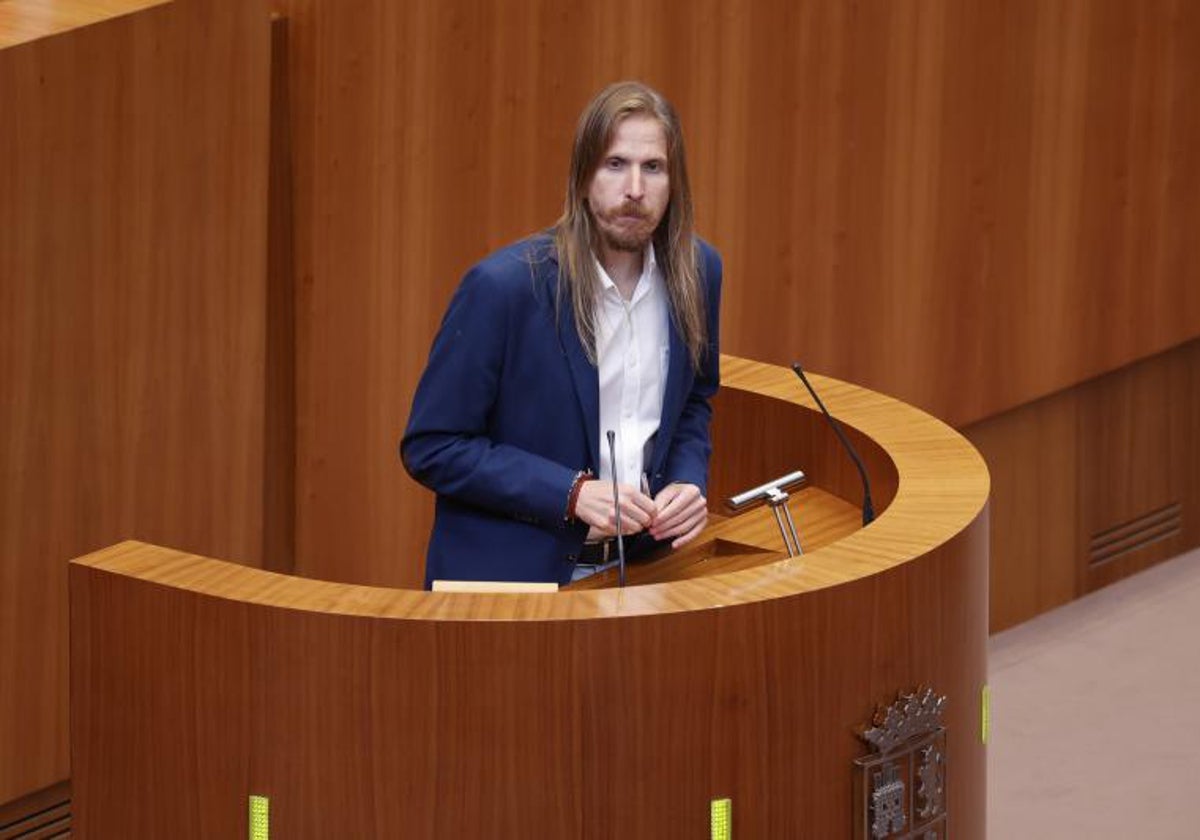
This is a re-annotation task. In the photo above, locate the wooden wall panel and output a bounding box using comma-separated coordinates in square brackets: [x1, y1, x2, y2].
[966, 337, 1200, 632]
[718, 0, 1200, 423]
[965, 388, 1080, 632]
[1079, 339, 1200, 592]
[0, 0, 270, 807]
[271, 0, 1200, 588]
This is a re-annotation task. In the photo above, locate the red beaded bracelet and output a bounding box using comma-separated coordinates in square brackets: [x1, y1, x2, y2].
[565, 470, 593, 521]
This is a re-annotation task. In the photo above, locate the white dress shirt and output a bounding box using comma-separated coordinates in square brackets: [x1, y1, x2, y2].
[593, 245, 670, 490]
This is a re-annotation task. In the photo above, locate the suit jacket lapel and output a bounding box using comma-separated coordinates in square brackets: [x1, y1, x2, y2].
[543, 248, 601, 471]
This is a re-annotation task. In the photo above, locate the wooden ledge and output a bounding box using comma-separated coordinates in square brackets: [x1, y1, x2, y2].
[72, 356, 990, 622]
[0, 0, 169, 50]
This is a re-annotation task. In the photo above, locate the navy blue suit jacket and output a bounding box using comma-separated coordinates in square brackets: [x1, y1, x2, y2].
[401, 233, 722, 586]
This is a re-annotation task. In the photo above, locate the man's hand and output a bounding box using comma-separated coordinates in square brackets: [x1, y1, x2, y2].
[574, 480, 656, 538]
[650, 483, 707, 548]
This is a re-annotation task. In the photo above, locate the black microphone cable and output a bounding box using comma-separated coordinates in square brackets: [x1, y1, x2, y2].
[791, 363, 876, 526]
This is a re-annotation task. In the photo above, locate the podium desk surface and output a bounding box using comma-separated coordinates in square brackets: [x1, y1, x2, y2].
[73, 355, 989, 620]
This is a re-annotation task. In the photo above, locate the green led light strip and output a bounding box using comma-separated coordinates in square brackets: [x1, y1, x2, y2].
[711, 797, 731, 840]
[249, 794, 269, 840]
[981, 683, 991, 745]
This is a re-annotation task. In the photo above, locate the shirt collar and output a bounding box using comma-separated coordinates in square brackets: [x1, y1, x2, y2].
[594, 242, 659, 293]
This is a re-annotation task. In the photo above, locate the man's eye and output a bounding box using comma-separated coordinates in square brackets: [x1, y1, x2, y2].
[644, 161, 663, 173]
[606, 158, 624, 170]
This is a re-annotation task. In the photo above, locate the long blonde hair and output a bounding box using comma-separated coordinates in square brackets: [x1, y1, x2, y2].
[553, 81, 706, 369]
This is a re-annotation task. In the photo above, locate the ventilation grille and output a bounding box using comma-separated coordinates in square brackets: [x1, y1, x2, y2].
[1089, 502, 1183, 566]
[0, 785, 70, 839]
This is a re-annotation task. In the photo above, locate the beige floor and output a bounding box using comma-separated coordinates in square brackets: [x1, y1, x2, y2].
[987, 546, 1200, 839]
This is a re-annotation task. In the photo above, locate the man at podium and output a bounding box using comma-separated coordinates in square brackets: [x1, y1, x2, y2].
[402, 81, 722, 587]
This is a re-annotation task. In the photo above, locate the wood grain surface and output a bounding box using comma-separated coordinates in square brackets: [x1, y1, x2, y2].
[0, 0, 270, 807]
[4, 0, 1198, 820]
[71, 358, 990, 837]
[1078, 340, 1199, 592]
[0, 0, 168, 48]
[965, 337, 1200, 631]
[965, 386, 1081, 632]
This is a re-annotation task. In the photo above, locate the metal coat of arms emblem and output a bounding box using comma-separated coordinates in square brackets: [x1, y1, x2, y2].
[853, 687, 948, 839]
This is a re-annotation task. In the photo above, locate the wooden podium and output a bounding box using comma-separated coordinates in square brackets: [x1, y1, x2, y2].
[69, 356, 989, 838]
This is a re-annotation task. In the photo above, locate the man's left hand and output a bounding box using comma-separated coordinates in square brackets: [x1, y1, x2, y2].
[650, 483, 708, 548]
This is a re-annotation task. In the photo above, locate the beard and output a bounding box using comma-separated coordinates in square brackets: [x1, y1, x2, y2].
[593, 201, 661, 253]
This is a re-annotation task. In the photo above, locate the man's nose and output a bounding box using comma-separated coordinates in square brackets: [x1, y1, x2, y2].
[626, 167, 645, 201]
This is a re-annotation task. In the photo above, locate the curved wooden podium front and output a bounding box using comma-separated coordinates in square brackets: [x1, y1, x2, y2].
[69, 357, 990, 838]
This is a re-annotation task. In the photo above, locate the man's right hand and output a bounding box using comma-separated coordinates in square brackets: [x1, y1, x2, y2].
[574, 480, 656, 538]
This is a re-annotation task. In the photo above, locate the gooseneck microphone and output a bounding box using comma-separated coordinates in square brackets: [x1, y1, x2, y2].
[606, 430, 627, 587]
[791, 363, 876, 526]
